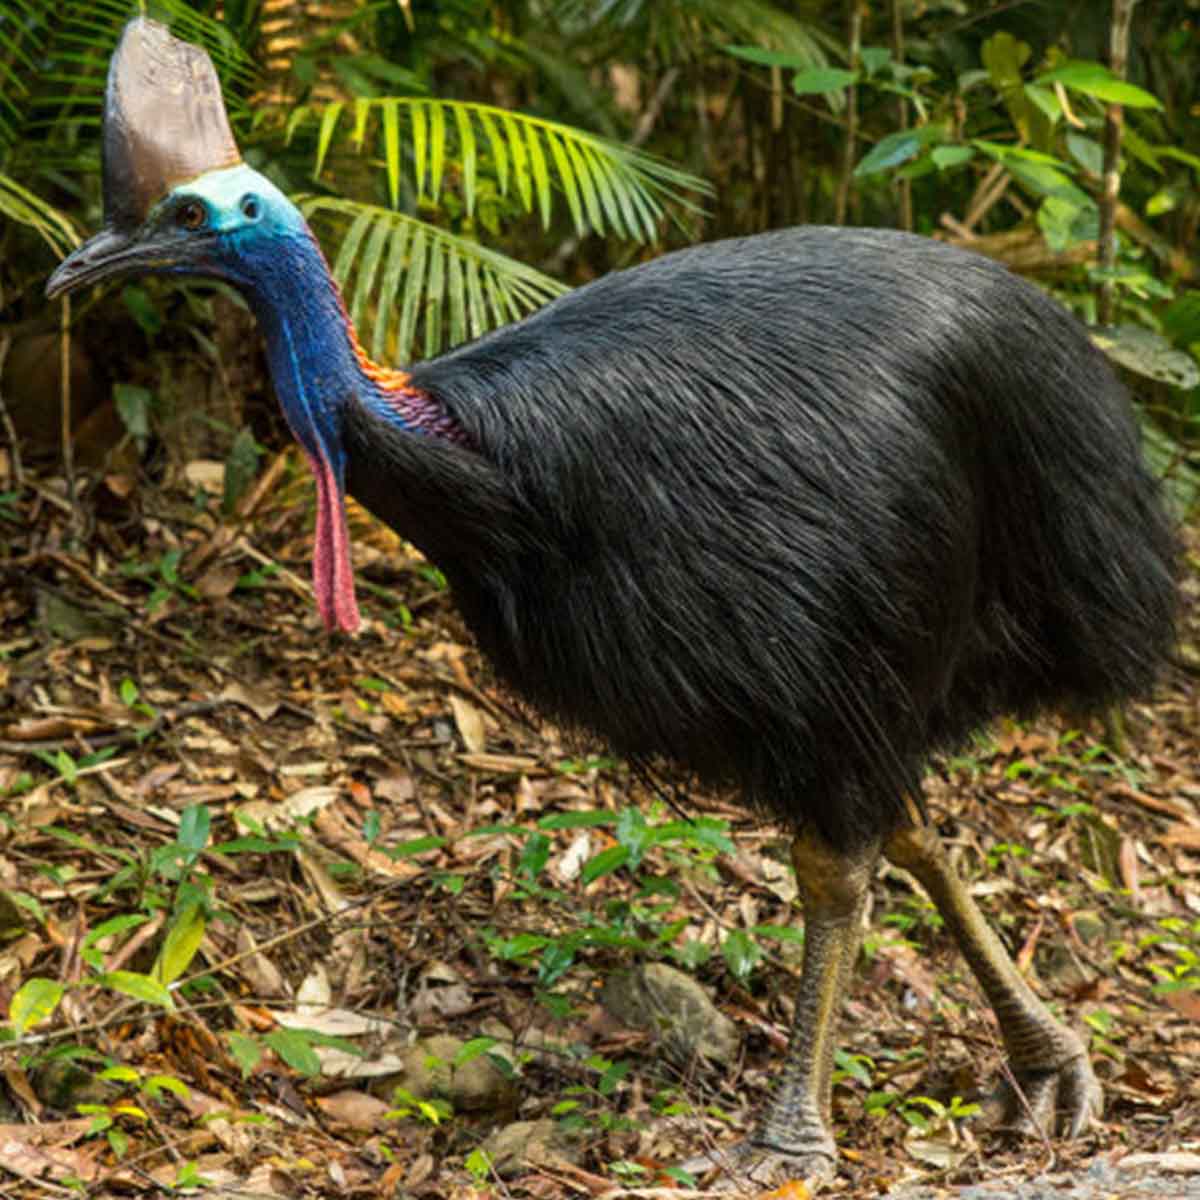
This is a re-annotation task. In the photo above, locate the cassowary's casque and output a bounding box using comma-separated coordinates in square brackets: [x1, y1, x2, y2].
[48, 19, 1178, 1187]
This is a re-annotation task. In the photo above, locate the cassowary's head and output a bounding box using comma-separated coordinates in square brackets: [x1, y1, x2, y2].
[48, 18, 366, 636]
[46, 18, 299, 300]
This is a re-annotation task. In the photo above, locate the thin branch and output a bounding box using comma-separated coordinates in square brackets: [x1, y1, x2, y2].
[0, 333, 22, 490]
[892, 0, 912, 231]
[1098, 0, 1138, 326]
[835, 0, 863, 225]
[57, 297, 81, 538]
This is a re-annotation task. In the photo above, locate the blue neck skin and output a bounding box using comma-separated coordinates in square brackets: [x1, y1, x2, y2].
[178, 164, 453, 473]
[235, 227, 399, 466]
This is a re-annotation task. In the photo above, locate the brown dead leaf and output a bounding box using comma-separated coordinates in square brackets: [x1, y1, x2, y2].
[1, 715, 102, 740]
[220, 681, 281, 722]
[449, 693, 487, 753]
[316, 1090, 390, 1132]
[103, 473, 135, 498]
[196, 563, 241, 600]
[1118, 835, 1140, 898]
[1163, 823, 1200, 850]
[458, 751, 539, 773]
[1164, 988, 1200, 1020]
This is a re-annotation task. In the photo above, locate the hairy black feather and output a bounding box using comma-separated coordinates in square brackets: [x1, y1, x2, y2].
[344, 226, 1178, 850]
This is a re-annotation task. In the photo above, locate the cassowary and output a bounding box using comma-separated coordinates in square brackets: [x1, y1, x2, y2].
[48, 19, 1178, 1188]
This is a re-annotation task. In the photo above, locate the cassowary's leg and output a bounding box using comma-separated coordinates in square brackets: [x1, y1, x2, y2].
[884, 821, 1102, 1135]
[695, 829, 881, 1187]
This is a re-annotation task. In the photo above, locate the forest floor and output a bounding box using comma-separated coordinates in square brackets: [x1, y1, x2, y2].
[0, 451, 1197, 1200]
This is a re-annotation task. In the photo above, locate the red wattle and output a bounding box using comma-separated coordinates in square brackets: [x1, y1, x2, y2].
[307, 450, 360, 633]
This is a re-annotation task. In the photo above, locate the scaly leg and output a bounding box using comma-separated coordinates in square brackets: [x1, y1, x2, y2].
[884, 821, 1102, 1136]
[689, 829, 881, 1188]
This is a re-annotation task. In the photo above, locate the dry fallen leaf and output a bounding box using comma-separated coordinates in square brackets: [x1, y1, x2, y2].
[449, 693, 487, 753]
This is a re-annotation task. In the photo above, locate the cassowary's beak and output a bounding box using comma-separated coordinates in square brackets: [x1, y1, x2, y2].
[46, 226, 178, 299]
[46, 16, 239, 301]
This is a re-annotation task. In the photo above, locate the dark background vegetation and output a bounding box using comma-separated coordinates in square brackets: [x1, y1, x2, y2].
[0, 2, 1197, 1198]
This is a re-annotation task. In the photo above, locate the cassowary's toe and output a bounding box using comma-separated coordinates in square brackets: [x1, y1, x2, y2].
[679, 1138, 837, 1191]
[989, 1053, 1103, 1138]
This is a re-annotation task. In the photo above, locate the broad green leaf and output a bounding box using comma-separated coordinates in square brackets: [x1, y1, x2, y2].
[6, 890, 46, 926]
[790, 67, 858, 95]
[98, 1065, 140, 1083]
[854, 127, 941, 177]
[752, 924, 806, 945]
[1022, 83, 1061, 125]
[264, 1028, 321, 1077]
[144, 1074, 190, 1100]
[931, 146, 974, 170]
[539, 811, 615, 830]
[1036, 62, 1162, 109]
[973, 142, 1094, 207]
[177, 805, 210, 856]
[1006, 160, 1092, 206]
[454, 1037, 498, 1067]
[11, 977, 64, 1033]
[1066, 133, 1104, 177]
[114, 384, 152, 441]
[153, 902, 207, 986]
[227, 1032, 263, 1077]
[1161, 292, 1200, 348]
[98, 971, 174, 1010]
[859, 46, 891, 77]
[581, 844, 629, 885]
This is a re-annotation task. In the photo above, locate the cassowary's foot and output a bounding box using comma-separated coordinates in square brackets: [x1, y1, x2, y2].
[679, 1136, 836, 1191]
[987, 1051, 1103, 1138]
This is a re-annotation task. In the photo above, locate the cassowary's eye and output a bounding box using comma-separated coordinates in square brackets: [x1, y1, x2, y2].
[176, 200, 206, 231]
[241, 195, 261, 221]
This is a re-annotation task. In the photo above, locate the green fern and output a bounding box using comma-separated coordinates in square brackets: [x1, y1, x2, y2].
[289, 97, 706, 240]
[0, 0, 253, 254]
[301, 195, 569, 362]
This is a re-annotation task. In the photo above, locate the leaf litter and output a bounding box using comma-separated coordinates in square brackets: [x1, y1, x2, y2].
[0, 454, 1196, 1199]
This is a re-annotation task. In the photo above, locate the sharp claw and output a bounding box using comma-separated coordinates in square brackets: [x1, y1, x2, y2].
[993, 1053, 1102, 1139]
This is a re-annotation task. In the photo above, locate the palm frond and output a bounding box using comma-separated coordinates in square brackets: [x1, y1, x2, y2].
[0, 0, 255, 163]
[289, 98, 708, 241]
[0, 169, 78, 254]
[299, 195, 570, 362]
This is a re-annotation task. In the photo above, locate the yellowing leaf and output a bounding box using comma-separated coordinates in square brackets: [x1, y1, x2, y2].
[10, 977, 64, 1033]
[154, 902, 207, 986]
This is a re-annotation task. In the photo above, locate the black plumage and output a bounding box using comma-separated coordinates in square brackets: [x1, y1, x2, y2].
[346, 227, 1177, 852]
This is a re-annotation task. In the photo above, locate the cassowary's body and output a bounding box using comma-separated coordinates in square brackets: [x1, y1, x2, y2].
[347, 227, 1175, 851]
[47, 19, 1179, 1187]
